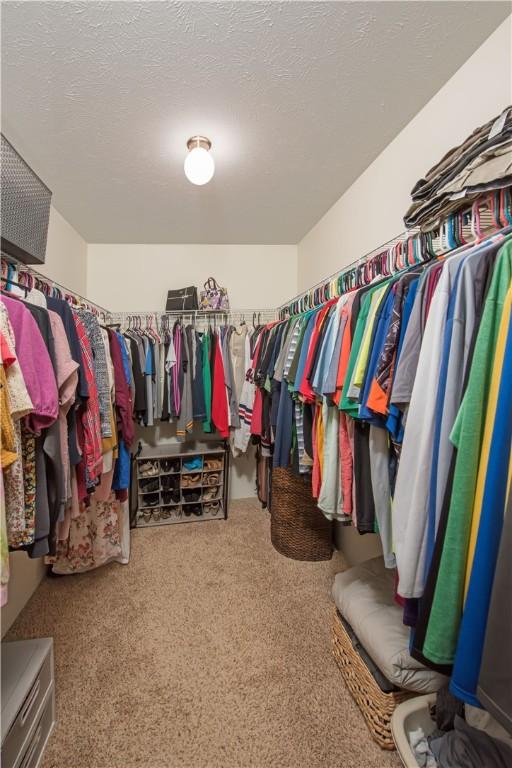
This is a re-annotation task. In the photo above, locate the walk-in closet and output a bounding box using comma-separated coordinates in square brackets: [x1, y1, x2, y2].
[1, 3, 512, 767]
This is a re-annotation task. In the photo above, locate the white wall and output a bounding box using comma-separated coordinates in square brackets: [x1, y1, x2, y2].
[86, 244, 297, 312]
[38, 205, 88, 295]
[2, 206, 88, 636]
[87, 242, 298, 499]
[296, 16, 512, 561]
[298, 17, 512, 292]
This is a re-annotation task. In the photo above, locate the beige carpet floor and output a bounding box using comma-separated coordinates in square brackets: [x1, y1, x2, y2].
[7, 500, 400, 768]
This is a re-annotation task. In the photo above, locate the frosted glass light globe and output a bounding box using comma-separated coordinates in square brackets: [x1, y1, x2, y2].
[184, 146, 215, 185]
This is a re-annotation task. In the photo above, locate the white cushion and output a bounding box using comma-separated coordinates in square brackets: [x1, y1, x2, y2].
[332, 557, 447, 693]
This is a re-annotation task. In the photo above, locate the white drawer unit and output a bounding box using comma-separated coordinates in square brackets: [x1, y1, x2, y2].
[1, 638, 55, 768]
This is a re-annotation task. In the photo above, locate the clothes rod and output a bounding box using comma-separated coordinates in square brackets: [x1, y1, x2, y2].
[277, 230, 407, 312]
[108, 308, 277, 319]
[1, 253, 112, 316]
[278, 190, 507, 314]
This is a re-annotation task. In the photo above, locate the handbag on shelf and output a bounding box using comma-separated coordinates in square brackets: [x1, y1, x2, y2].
[199, 277, 230, 311]
[165, 286, 198, 312]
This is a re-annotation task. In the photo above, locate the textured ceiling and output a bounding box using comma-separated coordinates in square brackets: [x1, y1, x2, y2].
[1, 1, 510, 244]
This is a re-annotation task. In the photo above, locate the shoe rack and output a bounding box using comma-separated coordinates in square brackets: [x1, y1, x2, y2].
[134, 442, 229, 527]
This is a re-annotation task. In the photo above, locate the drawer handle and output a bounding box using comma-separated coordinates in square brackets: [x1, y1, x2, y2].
[20, 724, 42, 768]
[20, 678, 41, 726]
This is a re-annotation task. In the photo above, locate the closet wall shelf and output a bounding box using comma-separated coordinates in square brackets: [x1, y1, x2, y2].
[109, 308, 277, 325]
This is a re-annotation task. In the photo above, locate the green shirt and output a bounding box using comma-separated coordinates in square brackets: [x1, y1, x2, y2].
[202, 333, 212, 432]
[340, 282, 387, 417]
[423, 237, 512, 665]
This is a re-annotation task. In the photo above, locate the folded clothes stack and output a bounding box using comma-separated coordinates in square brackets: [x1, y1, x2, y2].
[404, 107, 512, 230]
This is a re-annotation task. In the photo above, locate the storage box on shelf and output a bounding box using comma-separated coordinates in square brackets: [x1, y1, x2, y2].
[134, 443, 229, 527]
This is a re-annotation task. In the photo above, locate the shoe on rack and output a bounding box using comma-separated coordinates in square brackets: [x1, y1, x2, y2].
[181, 473, 201, 488]
[139, 461, 159, 477]
[204, 501, 221, 516]
[140, 478, 159, 493]
[142, 509, 153, 523]
[202, 487, 219, 501]
[152, 508, 161, 522]
[161, 458, 180, 474]
[204, 457, 223, 470]
[183, 489, 201, 503]
[162, 490, 181, 505]
[204, 472, 220, 487]
[161, 475, 178, 492]
[189, 504, 203, 517]
[142, 493, 159, 507]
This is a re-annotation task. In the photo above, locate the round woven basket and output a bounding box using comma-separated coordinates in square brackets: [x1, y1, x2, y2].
[270, 467, 333, 561]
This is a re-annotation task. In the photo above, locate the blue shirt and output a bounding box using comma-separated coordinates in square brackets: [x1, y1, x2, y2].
[293, 311, 318, 393]
[359, 286, 396, 425]
[450, 315, 512, 706]
[386, 278, 420, 440]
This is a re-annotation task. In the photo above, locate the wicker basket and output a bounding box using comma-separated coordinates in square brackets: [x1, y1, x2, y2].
[331, 608, 413, 750]
[270, 467, 333, 561]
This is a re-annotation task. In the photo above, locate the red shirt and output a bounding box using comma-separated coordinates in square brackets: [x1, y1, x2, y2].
[299, 299, 337, 402]
[211, 333, 229, 438]
[73, 315, 103, 496]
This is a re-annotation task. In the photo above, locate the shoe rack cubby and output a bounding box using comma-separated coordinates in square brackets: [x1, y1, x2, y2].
[134, 442, 229, 528]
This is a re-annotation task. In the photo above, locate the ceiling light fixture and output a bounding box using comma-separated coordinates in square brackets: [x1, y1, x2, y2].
[184, 135, 215, 185]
